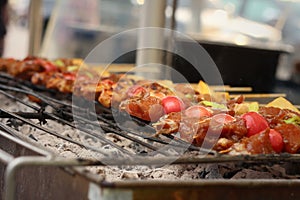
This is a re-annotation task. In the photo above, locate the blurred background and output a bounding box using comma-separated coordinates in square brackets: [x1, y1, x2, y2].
[3, 0, 300, 100]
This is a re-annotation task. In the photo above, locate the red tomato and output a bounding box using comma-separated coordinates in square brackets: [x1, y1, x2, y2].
[101, 79, 114, 85]
[161, 96, 185, 114]
[241, 112, 269, 137]
[184, 105, 212, 118]
[211, 113, 235, 124]
[127, 85, 146, 97]
[44, 63, 57, 72]
[269, 129, 283, 153]
[36, 59, 58, 72]
[63, 72, 76, 81]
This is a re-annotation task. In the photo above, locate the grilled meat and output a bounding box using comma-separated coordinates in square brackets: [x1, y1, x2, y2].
[119, 82, 175, 121]
[2, 56, 300, 156]
[228, 129, 275, 155]
[46, 72, 75, 93]
[275, 123, 300, 153]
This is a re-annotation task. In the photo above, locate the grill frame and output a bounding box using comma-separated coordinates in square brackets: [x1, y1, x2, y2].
[3, 129, 300, 200]
[1, 72, 300, 199]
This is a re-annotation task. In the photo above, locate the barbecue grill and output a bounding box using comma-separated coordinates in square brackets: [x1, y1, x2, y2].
[1, 72, 300, 200]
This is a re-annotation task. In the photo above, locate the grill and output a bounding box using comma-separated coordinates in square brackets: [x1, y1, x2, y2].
[1, 72, 300, 200]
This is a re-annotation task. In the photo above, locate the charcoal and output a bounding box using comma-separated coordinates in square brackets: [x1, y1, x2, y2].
[232, 169, 273, 179]
[203, 164, 223, 179]
[28, 133, 38, 141]
[121, 171, 139, 180]
[1, 86, 300, 182]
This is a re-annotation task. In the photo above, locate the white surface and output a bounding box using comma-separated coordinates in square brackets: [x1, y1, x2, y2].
[3, 24, 29, 59]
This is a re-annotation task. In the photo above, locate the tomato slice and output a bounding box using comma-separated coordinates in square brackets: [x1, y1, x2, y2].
[43, 62, 57, 72]
[184, 105, 212, 118]
[269, 129, 284, 153]
[161, 96, 185, 114]
[36, 58, 58, 72]
[211, 113, 235, 124]
[63, 72, 76, 81]
[241, 112, 269, 137]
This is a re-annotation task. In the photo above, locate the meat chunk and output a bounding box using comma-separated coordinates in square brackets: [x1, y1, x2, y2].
[31, 72, 53, 85]
[153, 112, 182, 135]
[229, 129, 275, 155]
[111, 78, 137, 108]
[154, 110, 248, 151]
[259, 106, 300, 127]
[7, 60, 43, 80]
[275, 123, 300, 153]
[120, 95, 164, 122]
[118, 82, 175, 121]
[46, 73, 74, 93]
[189, 117, 247, 149]
[0, 58, 17, 72]
[73, 81, 103, 101]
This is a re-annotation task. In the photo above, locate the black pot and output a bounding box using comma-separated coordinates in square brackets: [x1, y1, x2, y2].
[172, 39, 292, 92]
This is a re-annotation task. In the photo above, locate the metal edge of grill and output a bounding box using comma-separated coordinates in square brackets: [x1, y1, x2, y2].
[2, 129, 300, 200]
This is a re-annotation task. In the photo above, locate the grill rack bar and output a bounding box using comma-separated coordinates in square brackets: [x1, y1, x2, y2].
[0, 95, 135, 157]
[0, 84, 153, 154]
[0, 72, 214, 153]
[0, 109, 113, 156]
[0, 87, 167, 156]
[0, 76, 137, 156]
[0, 73, 216, 157]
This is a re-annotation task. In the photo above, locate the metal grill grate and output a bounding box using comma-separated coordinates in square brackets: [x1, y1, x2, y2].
[2, 72, 300, 200]
[0, 72, 217, 161]
[2, 72, 300, 165]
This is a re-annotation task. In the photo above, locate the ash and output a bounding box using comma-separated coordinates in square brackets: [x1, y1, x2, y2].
[81, 162, 300, 182]
[1, 92, 299, 182]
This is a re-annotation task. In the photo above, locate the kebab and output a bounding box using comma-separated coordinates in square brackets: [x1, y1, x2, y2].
[153, 96, 300, 155]
[1, 57, 300, 156]
[114, 76, 300, 155]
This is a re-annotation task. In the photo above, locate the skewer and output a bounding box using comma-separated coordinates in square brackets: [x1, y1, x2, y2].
[89, 65, 254, 93]
[213, 86, 252, 92]
[209, 85, 230, 90]
[230, 93, 287, 99]
[191, 84, 253, 92]
[259, 103, 300, 110]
